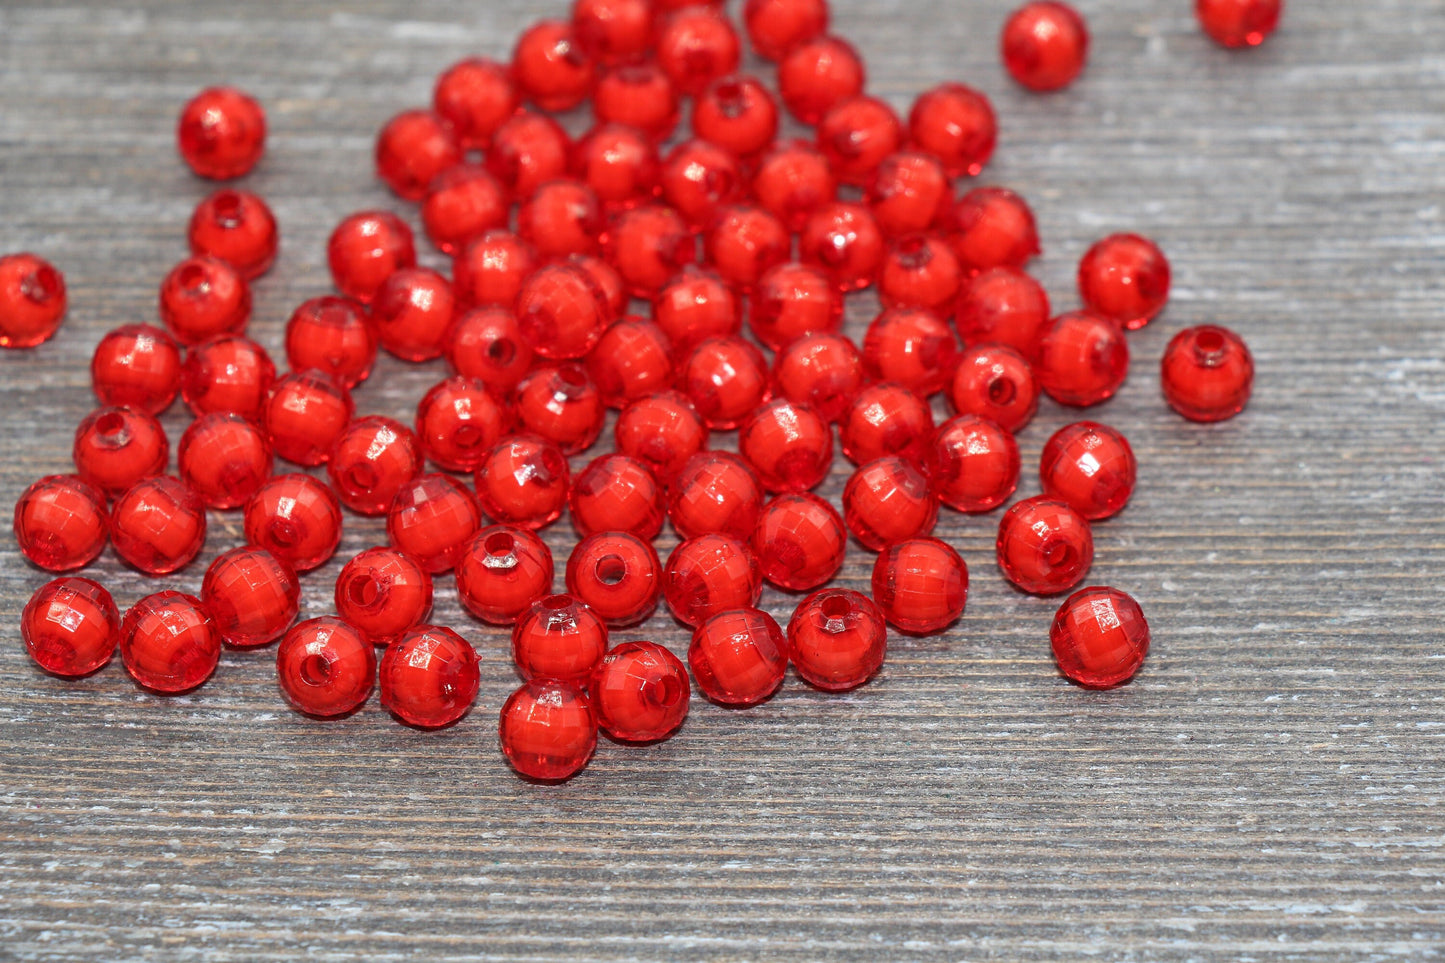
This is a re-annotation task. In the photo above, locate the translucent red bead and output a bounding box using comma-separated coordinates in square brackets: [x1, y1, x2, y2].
[948, 186, 1041, 275]
[870, 536, 968, 634]
[1036, 311, 1130, 407]
[456, 526, 554, 625]
[72, 406, 169, 497]
[926, 414, 1020, 514]
[176, 87, 265, 180]
[23, 577, 119, 677]
[513, 19, 597, 113]
[158, 256, 251, 346]
[327, 210, 416, 305]
[573, 0, 655, 66]
[120, 591, 221, 693]
[594, 63, 681, 142]
[668, 451, 766, 541]
[486, 111, 573, 199]
[201, 547, 300, 648]
[245, 472, 344, 573]
[433, 57, 518, 150]
[800, 201, 885, 292]
[423, 165, 510, 256]
[955, 267, 1052, 359]
[515, 263, 612, 361]
[753, 141, 837, 233]
[751, 492, 847, 591]
[679, 336, 771, 429]
[688, 608, 787, 707]
[181, 334, 275, 421]
[778, 35, 864, 125]
[453, 230, 539, 308]
[1196, 0, 1282, 48]
[110, 476, 207, 576]
[615, 391, 709, 477]
[787, 589, 887, 692]
[586, 317, 675, 408]
[878, 235, 964, 315]
[949, 344, 1040, 434]
[1001, 1, 1090, 92]
[447, 306, 535, 393]
[693, 75, 779, 158]
[511, 594, 609, 683]
[387, 473, 482, 573]
[1078, 233, 1171, 330]
[907, 84, 998, 178]
[0, 253, 66, 349]
[327, 416, 423, 516]
[515, 364, 604, 455]
[862, 307, 960, 398]
[188, 189, 278, 280]
[750, 262, 843, 351]
[570, 454, 666, 540]
[606, 204, 697, 298]
[276, 617, 376, 717]
[1040, 421, 1138, 520]
[842, 456, 938, 551]
[653, 266, 741, 350]
[867, 151, 955, 237]
[591, 641, 691, 742]
[91, 324, 182, 414]
[13, 475, 109, 572]
[839, 382, 934, 466]
[573, 124, 661, 211]
[656, 7, 740, 95]
[372, 266, 457, 363]
[473, 435, 571, 530]
[263, 370, 354, 466]
[566, 532, 663, 626]
[996, 495, 1094, 595]
[500, 681, 598, 781]
[335, 547, 434, 645]
[284, 296, 376, 389]
[663, 534, 762, 628]
[380, 625, 481, 728]
[516, 178, 604, 260]
[415, 376, 510, 472]
[1050, 586, 1150, 688]
[375, 109, 461, 201]
[739, 398, 834, 494]
[1160, 325, 1254, 422]
[660, 139, 745, 227]
[816, 96, 903, 187]
[771, 333, 864, 424]
[705, 204, 791, 292]
[177, 412, 272, 509]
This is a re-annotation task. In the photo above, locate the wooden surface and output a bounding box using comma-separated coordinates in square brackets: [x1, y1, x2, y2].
[2, 1, 1443, 959]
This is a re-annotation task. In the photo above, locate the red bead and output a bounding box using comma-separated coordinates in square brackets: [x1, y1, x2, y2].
[949, 343, 1040, 434]
[867, 152, 955, 237]
[119, 591, 220, 693]
[1051, 586, 1150, 688]
[512, 593, 609, 682]
[787, 588, 887, 691]
[276, 617, 376, 717]
[387, 473, 482, 573]
[862, 307, 960, 397]
[335, 547, 434, 645]
[566, 532, 662, 626]
[571, 251, 628, 317]
[245, 473, 344, 573]
[659, 139, 745, 228]
[1197, 0, 1282, 47]
[800, 201, 884, 292]
[327, 211, 417, 305]
[375, 109, 462, 201]
[1040, 421, 1137, 520]
[187, 189, 278, 280]
[453, 230, 539, 309]
[372, 266, 457, 363]
[817, 96, 903, 187]
[595, 62, 680, 142]
[749, 261, 843, 351]
[948, 186, 1041, 274]
[668, 451, 765, 541]
[516, 178, 604, 260]
[678, 336, 771, 429]
[703, 204, 790, 293]
[22, 577, 118, 678]
[955, 267, 1051, 360]
[284, 296, 376, 389]
[456, 526, 555, 625]
[573, 124, 661, 210]
[103, 484, 200, 591]
[1036, 311, 1130, 407]
[772, 332, 863, 423]
[570, 454, 666, 540]
[663, 534, 762, 627]
[486, 111, 573, 199]
[591, 641, 690, 742]
[878, 235, 964, 315]
[689, 608, 787, 707]
[0, 253, 65, 349]
[433, 57, 519, 151]
[515, 263, 612, 361]
[606, 203, 697, 298]
[473, 435, 571, 530]
[177, 412, 272, 509]
[614, 391, 709, 477]
[739, 398, 833, 493]
[842, 456, 938, 551]
[422, 164, 510, 256]
[996, 495, 1093, 595]
[586, 316, 675, 408]
[181, 334, 275, 421]
[513, 19, 597, 113]
[201, 546, 299, 647]
[653, 266, 741, 351]
[1002, 1, 1090, 91]
[414, 376, 511, 472]
[500, 680, 598, 781]
[743, 0, 827, 60]
[751, 492, 846, 591]
[1161, 325, 1254, 422]
[380, 625, 481, 728]
[72, 406, 169, 498]
[263, 370, 354, 466]
[158, 256, 251, 346]
[926, 414, 1020, 513]
[13, 475, 108, 572]
[871, 537, 967, 634]
[446, 306, 535, 392]
[693, 75, 779, 159]
[753, 140, 837, 232]
[907, 84, 998, 178]
[573, 0, 655, 65]
[515, 364, 605, 454]
[840, 381, 934, 466]
[656, 7, 741, 95]
[176, 87, 265, 180]
[778, 35, 864, 125]
[327, 416, 423, 516]
[1078, 233, 1171, 330]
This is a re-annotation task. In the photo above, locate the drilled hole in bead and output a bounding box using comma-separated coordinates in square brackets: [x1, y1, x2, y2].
[895, 237, 932, 270]
[484, 531, 516, 558]
[21, 265, 62, 304]
[176, 262, 212, 296]
[452, 424, 483, 450]
[541, 594, 571, 611]
[820, 594, 853, 620]
[212, 191, 244, 228]
[646, 674, 684, 710]
[557, 364, 588, 390]
[1044, 541, 1075, 568]
[299, 653, 333, 687]
[714, 80, 747, 118]
[486, 337, 516, 366]
[93, 411, 128, 439]
[345, 463, 379, 492]
[1193, 328, 1228, 366]
[347, 575, 381, 608]
[269, 518, 301, 548]
[595, 554, 627, 586]
[986, 376, 1017, 406]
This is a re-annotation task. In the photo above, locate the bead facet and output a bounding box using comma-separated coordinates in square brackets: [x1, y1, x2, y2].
[949, 343, 1041, 434]
[456, 526, 554, 625]
[591, 641, 691, 742]
[158, 256, 251, 346]
[566, 533, 662, 626]
[263, 370, 354, 466]
[668, 451, 766, 541]
[1050, 586, 1150, 688]
[1039, 421, 1137, 520]
[663, 534, 763, 628]
[787, 588, 887, 691]
[201, 546, 300, 648]
[276, 617, 376, 717]
[335, 547, 434, 645]
[1078, 233, 1171, 330]
[751, 492, 847, 591]
[1160, 325, 1254, 422]
[327, 416, 424, 516]
[870, 537, 968, 634]
[996, 495, 1094, 595]
[0, 253, 66, 349]
[327, 211, 417, 305]
[614, 391, 709, 478]
[688, 608, 788, 707]
[119, 591, 221, 693]
[839, 382, 935, 466]
[1036, 311, 1130, 407]
[13, 475, 109, 573]
[415, 376, 511, 473]
[90, 324, 183, 414]
[511, 594, 610, 683]
[862, 307, 960, 398]
[926, 414, 1021, 514]
[387, 473, 482, 573]
[380, 625, 481, 728]
[500, 681, 599, 781]
[570, 454, 666, 540]
[177, 412, 273, 509]
[842, 456, 938, 551]
[739, 398, 834, 494]
[244, 473, 344, 573]
[473, 435, 571, 531]
[284, 296, 376, 389]
[181, 334, 275, 422]
[22, 577, 119, 678]
[109, 476, 207, 576]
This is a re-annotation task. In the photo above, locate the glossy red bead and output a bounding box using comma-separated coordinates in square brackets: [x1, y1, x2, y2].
[1036, 311, 1130, 407]
[387, 473, 482, 573]
[594, 62, 681, 142]
[500, 681, 598, 781]
[800, 201, 884, 292]
[870, 536, 967, 633]
[187, 189, 279, 280]
[949, 343, 1040, 434]
[652, 266, 740, 351]
[433, 57, 519, 151]
[1040, 421, 1137, 520]
[878, 235, 964, 315]
[771, 332, 863, 423]
[751, 492, 846, 591]
[515, 364, 604, 454]
[907, 84, 997, 178]
[13, 475, 108, 572]
[120, 591, 221, 693]
[513, 19, 597, 113]
[689, 608, 787, 707]
[1196, 0, 1282, 47]
[778, 35, 864, 125]
[0, 253, 66, 349]
[372, 266, 457, 363]
[327, 416, 423, 516]
[926, 414, 1020, 513]
[375, 109, 462, 201]
[516, 178, 604, 260]
[380, 625, 481, 728]
[693, 75, 779, 159]
[181, 334, 275, 421]
[739, 398, 834, 494]
[158, 256, 251, 346]
[997, 495, 1093, 595]
[839, 381, 935, 466]
[659, 139, 745, 228]
[276, 617, 376, 717]
[22, 577, 119, 678]
[283, 296, 375, 390]
[614, 391, 709, 477]
[948, 186, 1042, 275]
[743, 0, 827, 60]
[515, 262, 611, 361]
[1078, 233, 1171, 330]
[335, 547, 434, 645]
[955, 267, 1051, 360]
[1161, 325, 1255, 422]
[511, 593, 609, 683]
[753, 140, 836, 233]
[787, 589, 887, 691]
[749, 261, 843, 350]
[1051, 586, 1150, 688]
[452, 230, 539, 309]
[862, 307, 960, 398]
[474, 435, 571, 530]
[570, 454, 666, 540]
[177, 412, 272, 509]
[573, 0, 655, 65]
[176, 87, 265, 180]
[678, 336, 771, 430]
[867, 152, 955, 238]
[415, 376, 511, 472]
[422, 164, 510, 256]
[586, 316, 675, 408]
[446, 306, 535, 393]
[486, 111, 573, 199]
[656, 7, 741, 95]
[92, 325, 181, 415]
[817, 96, 904, 187]
[572, 124, 661, 211]
[263, 370, 354, 466]
[327, 211, 417, 305]
[1002, 1, 1090, 91]
[566, 532, 662, 626]
[72, 406, 169, 497]
[245, 473, 344, 572]
[842, 456, 938, 551]
[571, 248, 629, 316]
[663, 534, 762, 628]
[201, 546, 299, 648]
[456, 526, 555, 625]
[591, 641, 690, 742]
[668, 451, 766, 541]
[606, 204, 697, 298]
[704, 204, 790, 293]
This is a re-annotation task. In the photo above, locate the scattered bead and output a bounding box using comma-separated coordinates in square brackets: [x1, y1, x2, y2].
[870, 536, 967, 634]
[663, 534, 762, 628]
[571, 254, 628, 321]
[573, 0, 656, 66]
[283, 296, 376, 390]
[688, 608, 787, 707]
[327, 211, 416, 305]
[839, 381, 935, 466]
[446, 306, 535, 393]
[842, 456, 938, 551]
[245, 473, 344, 573]
[566, 532, 663, 626]
[486, 110, 573, 199]
[749, 261, 843, 350]
[948, 186, 1041, 275]
[335, 547, 434, 645]
[180, 334, 275, 421]
[606, 203, 697, 298]
[158, 256, 251, 345]
[878, 235, 964, 315]
[433, 57, 519, 150]
[473, 435, 571, 530]
[1160, 325, 1254, 423]
[1040, 421, 1137, 520]
[1001, 1, 1089, 92]
[594, 62, 681, 142]
[422, 164, 510, 256]
[862, 307, 960, 398]
[387, 472, 482, 573]
[105, 477, 202, 578]
[263, 369, 354, 466]
[573, 124, 662, 210]
[1078, 233, 1171, 330]
[515, 364, 605, 455]
[513, 19, 597, 113]
[678, 336, 772, 429]
[907, 84, 998, 178]
[380, 625, 481, 728]
[817, 96, 904, 187]
[516, 262, 612, 361]
[415, 376, 511, 472]
[372, 266, 457, 363]
[926, 414, 1020, 513]
[614, 391, 709, 477]
[512, 594, 610, 683]
[499, 680, 598, 781]
[1196, 0, 1282, 47]
[1035, 311, 1130, 407]
[705, 204, 791, 292]
[800, 201, 885, 292]
[0, 253, 66, 349]
[668, 451, 766, 542]
[177, 412, 273, 509]
[949, 343, 1040, 434]
[72, 406, 169, 497]
[656, 6, 741, 95]
[176, 87, 265, 179]
[22, 577, 119, 678]
[739, 398, 834, 494]
[752, 492, 847, 591]
[653, 266, 742, 351]
[276, 617, 376, 717]
[187, 189, 278, 280]
[13, 475, 109, 572]
[787, 589, 887, 691]
[1050, 586, 1150, 688]
[453, 230, 539, 309]
[374, 108, 461, 201]
[693, 75, 779, 159]
[586, 316, 676, 408]
[778, 35, 865, 125]
[201, 547, 300, 648]
[90, 324, 182, 414]
[867, 152, 955, 237]
[743, 0, 828, 60]
[996, 495, 1094, 595]
[120, 591, 221, 693]
[456, 526, 555, 625]
[771, 332, 864, 423]
[955, 266, 1052, 359]
[659, 139, 745, 227]
[591, 641, 691, 742]
[516, 178, 604, 261]
[570, 454, 666, 541]
[753, 140, 837, 232]
[328, 416, 423, 517]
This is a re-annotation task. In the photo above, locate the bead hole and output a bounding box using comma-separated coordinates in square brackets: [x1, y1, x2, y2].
[94, 411, 128, 439]
[269, 518, 301, 548]
[541, 594, 571, 611]
[820, 595, 853, 620]
[452, 424, 483, 450]
[345, 464, 379, 492]
[484, 531, 516, 558]
[212, 190, 245, 228]
[557, 364, 588, 389]
[595, 554, 627, 586]
[986, 376, 1017, 406]
[647, 674, 684, 710]
[486, 337, 516, 366]
[1044, 541, 1075, 568]
[299, 653, 333, 687]
[1194, 328, 1228, 363]
[22, 265, 63, 304]
[176, 262, 212, 296]
[347, 575, 381, 608]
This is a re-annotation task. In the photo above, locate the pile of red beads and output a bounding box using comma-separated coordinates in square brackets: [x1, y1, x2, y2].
[7, 0, 1272, 784]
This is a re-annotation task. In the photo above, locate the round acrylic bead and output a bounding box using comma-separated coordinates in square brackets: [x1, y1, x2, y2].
[926, 414, 1020, 513]
[120, 591, 221, 693]
[1039, 420, 1137, 521]
[594, 62, 681, 142]
[327, 416, 423, 516]
[688, 608, 787, 707]
[157, 256, 251, 346]
[177, 412, 272, 509]
[387, 473, 481, 573]
[948, 186, 1041, 275]
[787, 589, 887, 691]
[176, 87, 265, 179]
[422, 164, 510, 257]
[771, 333, 864, 424]
[72, 406, 169, 497]
[1160, 325, 1255, 422]
[749, 262, 843, 351]
[453, 231, 538, 309]
[678, 337, 771, 430]
[656, 7, 740, 95]
[375, 109, 461, 201]
[372, 267, 456, 363]
[0, 253, 66, 349]
[263, 370, 354, 466]
[1001, 1, 1090, 91]
[570, 454, 666, 540]
[1196, 0, 1282, 47]
[573, 0, 654, 66]
[455, 526, 554, 625]
[842, 456, 938, 551]
[867, 152, 955, 238]
[862, 307, 960, 398]
[668, 451, 766, 541]
[949, 343, 1040, 434]
[572, 124, 661, 211]
[22, 577, 119, 677]
[840, 382, 935, 466]
[653, 266, 741, 351]
[878, 235, 964, 315]
[512, 594, 609, 683]
[275, 618, 376, 717]
[659, 139, 745, 228]
[743, 0, 827, 60]
[663, 535, 763, 628]
[244, 473, 344, 573]
[907, 84, 998, 179]
[566, 532, 662, 626]
[513, 19, 596, 113]
[414, 376, 510, 473]
[335, 547, 434, 645]
[516, 178, 604, 260]
[1078, 233, 1171, 330]
[1036, 311, 1130, 407]
[692, 75, 778, 159]
[576, 252, 630, 320]
[90, 324, 182, 415]
[380, 626, 481, 728]
[870, 537, 967, 634]
[110, 476, 206, 575]
[284, 296, 375, 390]
[327, 211, 416, 305]
[181, 334, 275, 421]
[1051, 586, 1151, 688]
[704, 204, 791, 293]
[586, 317, 675, 408]
[591, 641, 691, 742]
[778, 35, 865, 125]
[800, 202, 885, 292]
[515, 364, 604, 454]
[201, 546, 300, 647]
[614, 391, 709, 478]
[739, 399, 834, 494]
[956, 267, 1052, 360]
[996, 495, 1094, 595]
[188, 188, 278, 280]
[753, 140, 837, 232]
[486, 111, 573, 199]
[433, 57, 518, 150]
[817, 96, 903, 187]
[447, 307, 535, 393]
[751, 493, 846, 591]
[13, 475, 108, 573]
[499, 681, 598, 781]
[515, 263, 611, 361]
[474, 436, 571, 530]
[606, 204, 696, 298]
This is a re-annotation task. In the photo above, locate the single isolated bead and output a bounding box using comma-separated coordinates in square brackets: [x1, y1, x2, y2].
[517, 178, 604, 260]
[586, 316, 675, 408]
[516, 262, 612, 361]
[817, 96, 904, 187]
[181, 334, 275, 421]
[433, 57, 519, 150]
[516, 364, 605, 454]
[120, 591, 221, 693]
[474, 435, 571, 530]
[573, 124, 661, 211]
[1197, 0, 1282, 47]
[201, 546, 300, 648]
[276, 617, 376, 717]
[422, 164, 510, 257]
[335, 547, 434, 645]
[456, 526, 554, 625]
[573, 0, 655, 66]
[328, 417, 422, 516]
[679, 336, 772, 430]
[606, 204, 697, 298]
[22, 577, 119, 678]
[907, 84, 998, 179]
[663, 534, 762, 628]
[949, 343, 1040, 434]
[689, 608, 787, 707]
[570, 453, 666, 540]
[375, 109, 461, 201]
[566, 532, 662, 626]
[771, 332, 864, 423]
[669, 451, 765, 541]
[1036, 311, 1130, 407]
[692, 75, 779, 159]
[926, 414, 1020, 514]
[594, 62, 681, 142]
[660, 139, 745, 228]
[263, 370, 354, 466]
[1051, 586, 1151, 688]
[486, 111, 573, 199]
[956, 267, 1052, 359]
[387, 473, 482, 573]
[91, 324, 182, 414]
[415, 376, 511, 472]
[842, 456, 938, 551]
[867, 152, 955, 238]
[110, 476, 206, 576]
[778, 35, 865, 125]
[591, 640, 691, 743]
[743, 0, 828, 60]
[839, 381, 935, 466]
[800, 201, 885, 292]
[862, 307, 960, 398]
[513, 19, 597, 113]
[749, 261, 843, 350]
[176, 87, 265, 179]
[704, 204, 791, 293]
[656, 7, 741, 95]
[0, 253, 66, 349]
[1160, 325, 1255, 422]
[753, 140, 837, 232]
[72, 406, 169, 497]
[188, 189, 278, 280]
[284, 296, 376, 390]
[446, 306, 535, 393]
[1078, 233, 1171, 330]
[948, 186, 1041, 274]
[512, 594, 610, 683]
[372, 266, 457, 363]
[499, 681, 599, 781]
[1001, 1, 1090, 92]
[1040, 421, 1137, 520]
[245, 473, 344, 573]
[996, 495, 1094, 595]
[177, 412, 272, 509]
[380, 625, 481, 728]
[453, 230, 539, 309]
[13, 475, 108, 572]
[752, 492, 847, 592]
[739, 398, 834, 494]
[653, 266, 741, 351]
[614, 391, 709, 477]
[157, 256, 251, 346]
[327, 211, 417, 305]
[870, 536, 967, 634]
[878, 235, 964, 316]
[787, 588, 887, 692]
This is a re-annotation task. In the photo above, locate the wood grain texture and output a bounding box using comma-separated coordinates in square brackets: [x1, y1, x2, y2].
[2, 1, 1443, 959]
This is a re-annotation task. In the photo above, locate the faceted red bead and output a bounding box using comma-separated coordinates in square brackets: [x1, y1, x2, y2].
[13, 475, 108, 572]
[0, 253, 65, 349]
[663, 534, 762, 628]
[22, 577, 119, 678]
[187, 189, 278, 280]
[375, 109, 462, 201]
[327, 211, 417, 305]
[380, 625, 481, 728]
[1002, 1, 1090, 91]
[1078, 233, 1171, 330]
[327, 416, 423, 516]
[585, 316, 675, 408]
[372, 266, 457, 363]
[692, 75, 779, 159]
[749, 261, 843, 350]
[1040, 421, 1137, 520]
[201, 546, 299, 647]
[452, 230, 539, 309]
[926, 414, 1020, 513]
[771, 332, 864, 424]
[572, 250, 628, 318]
[862, 307, 960, 398]
[456, 526, 554, 625]
[689, 608, 787, 707]
[422, 164, 510, 256]
[787, 588, 887, 691]
[1051, 586, 1150, 688]
[652, 266, 741, 351]
[181, 334, 275, 421]
[614, 391, 709, 477]
[678, 336, 772, 430]
[1161, 325, 1255, 422]
[177, 412, 272, 509]
[739, 398, 834, 493]
[949, 343, 1040, 434]
[591, 641, 690, 742]
[659, 139, 746, 228]
[474, 435, 571, 530]
[907, 83, 998, 178]
[415, 376, 511, 472]
[839, 381, 935, 466]
[1036, 311, 1130, 407]
[573, 124, 661, 210]
[566, 532, 662, 626]
[446, 306, 535, 393]
[513, 19, 597, 113]
[387, 473, 482, 573]
[595, 62, 680, 142]
[867, 152, 955, 238]
[996, 495, 1094, 595]
[870, 536, 968, 634]
[751, 492, 846, 591]
[955, 267, 1051, 360]
[72, 406, 169, 497]
[433, 57, 519, 151]
[120, 591, 221, 693]
[948, 186, 1041, 275]
[176, 87, 265, 180]
[283, 296, 375, 390]
[842, 456, 938, 551]
[573, 0, 655, 65]
[656, 7, 741, 95]
[516, 178, 604, 260]
[91, 324, 181, 415]
[570, 454, 666, 540]
[1196, 0, 1282, 47]
[500, 680, 598, 781]
[158, 256, 251, 346]
[753, 140, 837, 232]
[486, 111, 573, 199]
[515, 364, 605, 454]
[704, 204, 791, 293]
[245, 473, 344, 573]
[512, 593, 609, 683]
[276, 617, 376, 717]
[778, 35, 865, 125]
[668, 451, 765, 541]
[743, 0, 827, 60]
[263, 370, 354, 466]
[515, 262, 612, 361]
[878, 235, 964, 315]
[817, 96, 904, 187]
[800, 201, 885, 292]
[335, 547, 434, 645]
[606, 203, 697, 298]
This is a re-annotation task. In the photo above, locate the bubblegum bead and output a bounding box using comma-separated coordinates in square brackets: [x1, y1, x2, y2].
[1197, 0, 1282, 47]
[434, 57, 518, 150]
[158, 256, 251, 346]
[13, 475, 109, 572]
[177, 412, 272, 509]
[513, 19, 596, 113]
[335, 547, 434, 645]
[473, 435, 571, 530]
[842, 456, 938, 550]
[517, 179, 604, 260]
[187, 189, 278, 280]
[1078, 233, 1171, 330]
[800, 201, 885, 292]
[281, 297, 373, 389]
[749, 261, 842, 350]
[276, 618, 376, 717]
[387, 473, 481, 573]
[515, 364, 605, 455]
[772, 332, 864, 423]
[743, 0, 827, 60]
[656, 7, 741, 95]
[573, 124, 661, 211]
[704, 204, 791, 293]
[948, 186, 1042, 275]
[688, 608, 787, 707]
[22, 577, 119, 677]
[500, 681, 598, 781]
[72, 406, 169, 497]
[372, 267, 457, 363]
[751, 492, 846, 591]
[263, 370, 354, 466]
[926, 414, 1020, 513]
[949, 344, 1040, 434]
[380, 626, 481, 728]
[862, 307, 960, 398]
[1161, 325, 1255, 423]
[739, 398, 834, 494]
[109, 476, 203, 574]
[614, 391, 709, 477]
[245, 472, 344, 572]
[594, 63, 680, 142]
[867, 152, 955, 238]
[693, 75, 779, 159]
[456, 526, 555, 625]
[1051, 586, 1151, 688]
[997, 495, 1094, 595]
[201, 547, 299, 648]
[660, 139, 745, 228]
[1036, 311, 1130, 407]
[91, 325, 181, 415]
[446, 306, 535, 392]
[486, 111, 573, 199]
[327, 211, 416, 305]
[907, 84, 998, 178]
[120, 591, 220, 693]
[871, 537, 967, 633]
[1002, 1, 1090, 91]
[591, 641, 690, 742]
[668, 451, 765, 541]
[778, 35, 865, 125]
[422, 165, 509, 256]
[818, 96, 904, 187]
[566, 532, 662, 626]
[787, 589, 887, 691]
[753, 140, 837, 232]
[415, 376, 510, 472]
[840, 381, 935, 466]
[327, 416, 423, 516]
[0, 253, 66, 349]
[1040, 421, 1137, 520]
[515, 263, 611, 361]
[586, 316, 675, 408]
[653, 266, 741, 351]
[512, 594, 609, 683]
[571, 453, 666, 540]
[453, 231, 538, 309]
[955, 267, 1051, 359]
[176, 87, 265, 179]
[606, 204, 697, 298]
[678, 336, 772, 430]
[375, 109, 462, 201]
[181, 334, 275, 421]
[663, 535, 762, 628]
[573, 0, 654, 66]
[878, 235, 964, 315]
